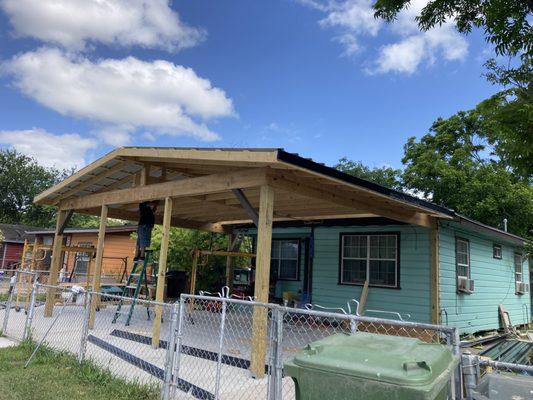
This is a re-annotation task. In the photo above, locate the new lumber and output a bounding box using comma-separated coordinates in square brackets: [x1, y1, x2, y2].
[59, 168, 270, 210]
[88, 205, 108, 329]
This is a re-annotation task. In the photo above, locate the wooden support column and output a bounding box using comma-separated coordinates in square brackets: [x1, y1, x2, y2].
[152, 197, 172, 348]
[430, 219, 440, 324]
[24, 237, 39, 311]
[88, 205, 108, 329]
[44, 209, 72, 317]
[189, 248, 200, 295]
[250, 185, 274, 378]
[225, 234, 235, 289]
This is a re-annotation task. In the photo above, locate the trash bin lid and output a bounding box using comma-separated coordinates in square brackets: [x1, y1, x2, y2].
[291, 332, 455, 386]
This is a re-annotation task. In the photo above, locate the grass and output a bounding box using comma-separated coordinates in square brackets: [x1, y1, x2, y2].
[0, 341, 160, 400]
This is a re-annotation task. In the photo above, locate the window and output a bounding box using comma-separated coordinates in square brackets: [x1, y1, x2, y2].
[514, 253, 523, 283]
[271, 239, 300, 281]
[340, 233, 399, 288]
[74, 242, 92, 276]
[455, 238, 470, 278]
[493, 244, 502, 259]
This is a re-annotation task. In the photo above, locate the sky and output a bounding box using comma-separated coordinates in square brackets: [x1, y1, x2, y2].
[0, 0, 499, 171]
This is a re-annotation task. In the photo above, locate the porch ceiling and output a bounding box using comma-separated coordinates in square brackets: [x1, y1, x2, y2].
[34, 147, 454, 231]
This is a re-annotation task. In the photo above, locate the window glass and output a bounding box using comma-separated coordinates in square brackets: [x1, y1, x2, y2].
[456, 239, 470, 278]
[271, 239, 299, 280]
[341, 234, 398, 287]
[493, 244, 502, 259]
[514, 253, 523, 283]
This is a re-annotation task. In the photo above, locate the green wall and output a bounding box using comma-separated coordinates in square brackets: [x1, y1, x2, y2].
[438, 221, 530, 334]
[310, 225, 431, 323]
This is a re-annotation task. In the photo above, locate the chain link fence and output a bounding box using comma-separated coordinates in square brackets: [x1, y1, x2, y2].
[5, 283, 533, 399]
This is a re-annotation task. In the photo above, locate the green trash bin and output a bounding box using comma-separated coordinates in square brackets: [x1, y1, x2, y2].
[284, 332, 459, 400]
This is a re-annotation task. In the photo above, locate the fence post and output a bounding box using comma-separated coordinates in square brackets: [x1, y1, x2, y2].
[23, 281, 38, 341]
[214, 299, 227, 399]
[162, 302, 180, 400]
[170, 295, 186, 399]
[461, 352, 478, 400]
[274, 307, 284, 400]
[78, 292, 92, 363]
[2, 272, 17, 335]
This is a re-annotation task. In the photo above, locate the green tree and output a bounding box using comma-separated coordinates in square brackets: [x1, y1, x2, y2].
[0, 149, 59, 227]
[373, 0, 532, 57]
[335, 158, 402, 190]
[0, 149, 100, 228]
[402, 110, 532, 237]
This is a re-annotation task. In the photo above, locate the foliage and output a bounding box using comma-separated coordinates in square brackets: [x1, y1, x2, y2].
[479, 59, 533, 178]
[373, 0, 532, 57]
[401, 108, 532, 238]
[150, 226, 229, 292]
[0, 149, 101, 228]
[335, 157, 402, 190]
[0, 149, 60, 227]
[0, 342, 158, 400]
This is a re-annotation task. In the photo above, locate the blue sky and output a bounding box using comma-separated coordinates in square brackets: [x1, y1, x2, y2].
[0, 0, 498, 170]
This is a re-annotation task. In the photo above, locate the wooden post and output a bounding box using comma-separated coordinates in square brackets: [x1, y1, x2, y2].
[430, 219, 440, 324]
[88, 205, 108, 329]
[190, 248, 200, 295]
[44, 209, 70, 317]
[24, 238, 39, 311]
[225, 234, 234, 289]
[152, 197, 172, 348]
[359, 280, 369, 315]
[250, 185, 274, 378]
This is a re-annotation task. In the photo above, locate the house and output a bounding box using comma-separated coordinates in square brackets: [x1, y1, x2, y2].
[240, 215, 530, 335]
[29, 225, 137, 282]
[33, 147, 530, 352]
[0, 224, 41, 269]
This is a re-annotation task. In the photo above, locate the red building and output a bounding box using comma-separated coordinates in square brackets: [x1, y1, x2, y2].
[0, 224, 42, 269]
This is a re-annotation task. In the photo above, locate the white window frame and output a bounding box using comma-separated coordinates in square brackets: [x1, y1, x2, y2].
[271, 239, 300, 281]
[514, 252, 523, 284]
[340, 233, 399, 288]
[455, 237, 470, 279]
[492, 244, 502, 259]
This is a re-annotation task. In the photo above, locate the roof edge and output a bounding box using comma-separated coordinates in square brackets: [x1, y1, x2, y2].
[276, 149, 455, 217]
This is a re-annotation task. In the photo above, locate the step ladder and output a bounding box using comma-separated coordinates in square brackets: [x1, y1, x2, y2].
[112, 251, 157, 326]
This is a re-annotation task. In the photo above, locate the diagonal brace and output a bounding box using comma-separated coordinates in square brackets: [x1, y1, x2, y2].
[232, 189, 258, 227]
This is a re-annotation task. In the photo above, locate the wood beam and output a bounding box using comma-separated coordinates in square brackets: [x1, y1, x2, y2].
[44, 210, 71, 317]
[232, 189, 259, 226]
[250, 185, 274, 378]
[152, 197, 172, 348]
[430, 218, 440, 324]
[58, 210, 74, 234]
[59, 168, 269, 210]
[88, 205, 108, 329]
[268, 173, 433, 228]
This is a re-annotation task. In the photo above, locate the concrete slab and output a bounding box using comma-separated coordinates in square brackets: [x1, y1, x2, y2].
[0, 336, 17, 348]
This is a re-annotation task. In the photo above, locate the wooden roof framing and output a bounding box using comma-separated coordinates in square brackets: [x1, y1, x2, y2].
[34, 147, 454, 231]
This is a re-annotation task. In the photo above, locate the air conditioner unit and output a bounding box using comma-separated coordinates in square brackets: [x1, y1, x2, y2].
[457, 276, 474, 293]
[516, 282, 529, 294]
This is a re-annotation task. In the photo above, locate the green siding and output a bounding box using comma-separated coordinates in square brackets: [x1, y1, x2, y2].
[438, 221, 531, 334]
[310, 225, 431, 323]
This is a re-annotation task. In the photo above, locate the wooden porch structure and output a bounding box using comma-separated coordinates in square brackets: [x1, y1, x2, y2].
[34, 147, 453, 377]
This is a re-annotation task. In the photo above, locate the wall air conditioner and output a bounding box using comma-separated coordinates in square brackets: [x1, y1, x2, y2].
[457, 276, 474, 293]
[516, 282, 529, 294]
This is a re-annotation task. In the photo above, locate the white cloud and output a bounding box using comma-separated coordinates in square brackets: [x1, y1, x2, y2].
[0, 128, 97, 169]
[4, 48, 235, 142]
[299, 0, 468, 74]
[0, 0, 205, 51]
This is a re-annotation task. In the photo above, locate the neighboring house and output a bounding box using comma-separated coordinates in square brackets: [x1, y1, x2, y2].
[0, 224, 42, 269]
[30, 225, 137, 281]
[242, 216, 530, 336]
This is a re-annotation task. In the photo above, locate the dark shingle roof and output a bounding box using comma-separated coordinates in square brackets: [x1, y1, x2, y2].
[0, 224, 44, 243]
